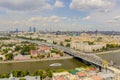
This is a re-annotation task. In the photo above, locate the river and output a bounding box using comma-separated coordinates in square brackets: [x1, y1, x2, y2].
[0, 58, 87, 74]
[97, 51, 120, 66]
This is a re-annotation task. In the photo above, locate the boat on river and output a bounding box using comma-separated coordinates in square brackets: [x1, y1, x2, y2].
[49, 63, 62, 66]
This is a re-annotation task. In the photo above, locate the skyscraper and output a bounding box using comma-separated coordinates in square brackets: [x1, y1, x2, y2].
[33, 27, 36, 32]
[15, 28, 18, 33]
[28, 27, 32, 32]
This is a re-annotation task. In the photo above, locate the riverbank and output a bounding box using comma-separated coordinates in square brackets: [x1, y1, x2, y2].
[0, 56, 73, 63]
[96, 49, 120, 55]
[108, 66, 120, 80]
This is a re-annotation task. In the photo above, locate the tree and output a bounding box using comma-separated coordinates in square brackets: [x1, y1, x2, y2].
[101, 46, 107, 51]
[96, 49, 99, 52]
[12, 70, 28, 77]
[5, 53, 13, 60]
[97, 37, 102, 42]
[93, 49, 96, 52]
[106, 44, 119, 48]
[57, 52, 64, 56]
[66, 43, 70, 47]
[0, 37, 10, 40]
[15, 46, 21, 51]
[46, 69, 53, 78]
[88, 41, 94, 45]
[60, 41, 64, 46]
[38, 54, 45, 59]
[41, 73, 47, 79]
[0, 74, 9, 78]
[64, 39, 71, 42]
[0, 57, 3, 60]
[20, 44, 37, 55]
[47, 53, 51, 58]
[19, 78, 26, 80]
[23, 71, 29, 76]
[3, 49, 9, 53]
[34, 70, 43, 76]
[51, 49, 59, 53]
[53, 41, 57, 44]
[34, 70, 48, 79]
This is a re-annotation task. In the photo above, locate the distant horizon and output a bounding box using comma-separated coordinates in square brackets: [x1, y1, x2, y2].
[0, 29, 120, 32]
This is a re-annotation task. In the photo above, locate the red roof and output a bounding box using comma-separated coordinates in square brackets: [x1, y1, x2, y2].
[54, 76, 66, 80]
[77, 72, 87, 77]
[30, 50, 40, 55]
[38, 46, 50, 51]
[92, 76, 103, 80]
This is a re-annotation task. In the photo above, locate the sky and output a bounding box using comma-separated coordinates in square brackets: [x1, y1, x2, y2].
[0, 0, 120, 31]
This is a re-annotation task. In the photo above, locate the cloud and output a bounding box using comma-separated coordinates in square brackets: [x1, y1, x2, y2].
[0, 0, 53, 11]
[70, 0, 114, 11]
[113, 16, 120, 20]
[83, 16, 91, 20]
[0, 15, 84, 31]
[28, 17, 42, 22]
[28, 15, 66, 23]
[106, 20, 116, 23]
[106, 15, 120, 24]
[54, 0, 64, 8]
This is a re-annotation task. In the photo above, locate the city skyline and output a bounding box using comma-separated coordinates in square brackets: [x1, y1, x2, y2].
[0, 0, 120, 31]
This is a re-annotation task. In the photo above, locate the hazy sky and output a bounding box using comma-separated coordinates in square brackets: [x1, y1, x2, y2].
[0, 0, 120, 31]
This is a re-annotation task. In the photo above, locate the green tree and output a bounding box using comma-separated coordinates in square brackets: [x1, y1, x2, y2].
[3, 49, 9, 53]
[5, 53, 13, 60]
[0, 57, 3, 60]
[0, 74, 9, 78]
[97, 37, 102, 42]
[13, 70, 28, 77]
[56, 52, 64, 56]
[93, 49, 96, 52]
[64, 39, 71, 42]
[60, 41, 64, 46]
[38, 54, 45, 59]
[20, 44, 37, 55]
[41, 73, 47, 79]
[15, 46, 21, 51]
[88, 41, 94, 45]
[53, 41, 57, 44]
[0, 37, 10, 40]
[66, 43, 70, 47]
[96, 49, 99, 52]
[47, 53, 51, 57]
[46, 69, 53, 78]
[19, 78, 26, 80]
[34, 70, 43, 76]
[51, 49, 59, 53]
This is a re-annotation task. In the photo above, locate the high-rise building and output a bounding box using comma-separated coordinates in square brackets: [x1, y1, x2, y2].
[28, 27, 32, 32]
[28, 27, 36, 33]
[95, 30, 98, 36]
[33, 27, 36, 32]
[15, 28, 18, 33]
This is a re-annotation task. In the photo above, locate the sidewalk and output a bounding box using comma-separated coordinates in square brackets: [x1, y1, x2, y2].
[108, 67, 120, 80]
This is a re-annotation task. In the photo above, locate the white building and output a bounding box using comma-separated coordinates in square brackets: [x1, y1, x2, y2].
[71, 42, 106, 52]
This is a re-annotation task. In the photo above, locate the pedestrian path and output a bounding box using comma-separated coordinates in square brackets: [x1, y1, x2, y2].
[108, 67, 120, 80]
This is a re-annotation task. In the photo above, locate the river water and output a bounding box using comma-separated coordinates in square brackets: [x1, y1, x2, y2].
[98, 51, 120, 66]
[0, 58, 87, 74]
